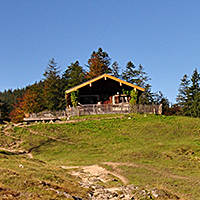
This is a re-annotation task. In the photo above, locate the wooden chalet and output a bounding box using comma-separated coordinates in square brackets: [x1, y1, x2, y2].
[65, 74, 145, 106]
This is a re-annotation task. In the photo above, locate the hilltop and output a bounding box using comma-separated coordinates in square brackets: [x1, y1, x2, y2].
[0, 114, 200, 199]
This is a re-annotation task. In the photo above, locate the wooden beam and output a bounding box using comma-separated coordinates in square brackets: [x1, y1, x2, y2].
[65, 73, 145, 94]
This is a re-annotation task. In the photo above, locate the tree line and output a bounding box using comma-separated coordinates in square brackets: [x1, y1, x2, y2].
[176, 69, 200, 117]
[0, 47, 199, 122]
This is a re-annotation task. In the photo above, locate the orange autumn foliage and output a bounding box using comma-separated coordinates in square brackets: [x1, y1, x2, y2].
[85, 53, 109, 80]
[10, 89, 40, 123]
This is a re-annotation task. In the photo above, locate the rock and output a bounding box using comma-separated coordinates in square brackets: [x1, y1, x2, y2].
[18, 164, 24, 168]
[91, 178, 101, 182]
[65, 165, 180, 200]
[72, 196, 84, 200]
[151, 188, 180, 199]
[63, 192, 72, 198]
[151, 188, 159, 198]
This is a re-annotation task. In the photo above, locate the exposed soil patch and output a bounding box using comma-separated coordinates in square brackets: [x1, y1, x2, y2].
[0, 126, 33, 158]
[61, 164, 129, 184]
[60, 163, 180, 200]
[26, 128, 74, 144]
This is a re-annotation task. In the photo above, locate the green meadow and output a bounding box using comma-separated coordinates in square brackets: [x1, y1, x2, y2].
[0, 114, 200, 199]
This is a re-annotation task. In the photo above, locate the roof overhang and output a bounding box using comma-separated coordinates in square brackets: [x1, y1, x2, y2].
[65, 73, 145, 94]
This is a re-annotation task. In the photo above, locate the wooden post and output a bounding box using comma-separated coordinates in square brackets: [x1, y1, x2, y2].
[66, 93, 71, 108]
[77, 107, 80, 117]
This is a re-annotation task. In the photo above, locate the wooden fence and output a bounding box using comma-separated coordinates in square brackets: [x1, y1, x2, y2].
[24, 110, 66, 122]
[24, 104, 162, 122]
[66, 103, 162, 117]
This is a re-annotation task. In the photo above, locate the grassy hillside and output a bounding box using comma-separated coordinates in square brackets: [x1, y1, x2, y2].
[0, 114, 200, 199]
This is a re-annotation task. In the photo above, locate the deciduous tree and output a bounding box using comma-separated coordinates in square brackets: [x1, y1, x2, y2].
[85, 47, 111, 79]
[21, 89, 41, 114]
[27, 81, 46, 112]
[9, 97, 24, 123]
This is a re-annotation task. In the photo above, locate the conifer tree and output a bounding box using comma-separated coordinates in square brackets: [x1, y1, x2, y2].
[138, 84, 154, 105]
[62, 61, 85, 89]
[111, 61, 121, 78]
[176, 68, 200, 117]
[122, 62, 153, 104]
[176, 74, 190, 106]
[43, 58, 62, 111]
[186, 69, 200, 117]
[122, 61, 138, 84]
[135, 64, 151, 88]
[27, 81, 46, 112]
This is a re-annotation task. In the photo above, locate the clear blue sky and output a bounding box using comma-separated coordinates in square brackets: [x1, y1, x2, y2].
[1, 0, 200, 103]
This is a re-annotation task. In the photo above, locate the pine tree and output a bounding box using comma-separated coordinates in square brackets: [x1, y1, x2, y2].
[176, 74, 190, 110]
[122, 62, 153, 104]
[43, 58, 63, 111]
[122, 61, 137, 84]
[186, 69, 200, 117]
[62, 61, 85, 89]
[138, 84, 154, 105]
[111, 61, 121, 78]
[135, 64, 151, 88]
[176, 69, 200, 117]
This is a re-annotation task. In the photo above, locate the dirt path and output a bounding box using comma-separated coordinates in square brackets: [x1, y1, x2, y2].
[25, 128, 74, 144]
[61, 164, 129, 184]
[1, 126, 34, 158]
[0, 147, 33, 158]
[82, 164, 128, 184]
[1, 125, 74, 159]
[61, 161, 200, 187]
[103, 162, 200, 182]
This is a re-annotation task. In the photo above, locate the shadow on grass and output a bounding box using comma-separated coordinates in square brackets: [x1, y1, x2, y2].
[28, 138, 53, 153]
[0, 150, 15, 155]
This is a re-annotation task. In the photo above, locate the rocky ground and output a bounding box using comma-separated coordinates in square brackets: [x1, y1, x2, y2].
[60, 164, 180, 200]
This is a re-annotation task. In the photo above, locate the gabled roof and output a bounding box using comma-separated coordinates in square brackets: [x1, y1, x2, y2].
[65, 73, 145, 94]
